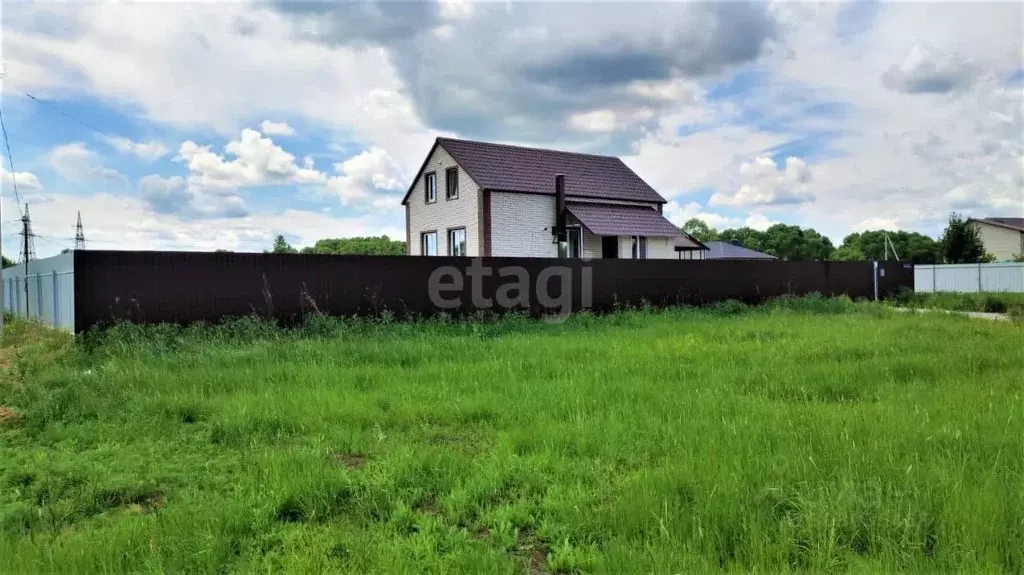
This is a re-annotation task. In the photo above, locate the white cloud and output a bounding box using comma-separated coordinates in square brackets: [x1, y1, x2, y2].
[853, 217, 900, 233]
[1, 166, 44, 191]
[139, 174, 191, 215]
[176, 128, 326, 192]
[260, 120, 295, 136]
[663, 200, 739, 230]
[744, 213, 779, 231]
[628, 79, 700, 102]
[881, 42, 979, 94]
[439, 0, 474, 20]
[568, 110, 618, 133]
[6, 192, 404, 258]
[663, 200, 779, 232]
[47, 143, 126, 184]
[710, 156, 815, 207]
[567, 108, 655, 133]
[3, 3, 435, 178]
[326, 147, 405, 211]
[102, 136, 169, 161]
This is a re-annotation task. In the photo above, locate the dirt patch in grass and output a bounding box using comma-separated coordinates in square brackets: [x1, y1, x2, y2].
[415, 495, 441, 516]
[331, 452, 367, 469]
[125, 493, 166, 515]
[0, 406, 22, 427]
[516, 528, 551, 575]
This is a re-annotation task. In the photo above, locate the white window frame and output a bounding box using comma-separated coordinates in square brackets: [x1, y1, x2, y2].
[447, 227, 467, 256]
[445, 167, 459, 200]
[631, 236, 648, 259]
[420, 231, 438, 256]
[425, 172, 437, 204]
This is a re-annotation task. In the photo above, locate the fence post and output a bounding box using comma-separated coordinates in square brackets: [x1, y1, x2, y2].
[872, 261, 879, 301]
[932, 264, 936, 293]
[53, 270, 60, 327]
[978, 262, 983, 293]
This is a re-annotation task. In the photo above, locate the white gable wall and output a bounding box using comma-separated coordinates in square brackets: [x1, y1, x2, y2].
[490, 192, 558, 257]
[975, 222, 1024, 261]
[406, 144, 480, 256]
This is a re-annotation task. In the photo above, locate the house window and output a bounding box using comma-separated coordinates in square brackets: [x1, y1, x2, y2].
[425, 172, 437, 203]
[567, 227, 582, 258]
[631, 236, 648, 259]
[445, 167, 459, 200]
[448, 227, 467, 256]
[420, 231, 438, 256]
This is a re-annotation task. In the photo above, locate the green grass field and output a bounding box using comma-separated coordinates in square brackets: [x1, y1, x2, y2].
[2, 299, 1023, 573]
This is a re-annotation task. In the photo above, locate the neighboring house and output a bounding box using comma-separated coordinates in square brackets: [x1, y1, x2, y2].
[969, 218, 1024, 261]
[401, 137, 695, 258]
[702, 240, 777, 260]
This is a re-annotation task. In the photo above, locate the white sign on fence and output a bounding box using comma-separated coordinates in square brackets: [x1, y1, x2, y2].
[914, 262, 1024, 293]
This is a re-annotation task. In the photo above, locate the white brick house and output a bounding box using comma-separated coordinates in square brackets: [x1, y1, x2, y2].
[968, 218, 1024, 262]
[402, 138, 705, 259]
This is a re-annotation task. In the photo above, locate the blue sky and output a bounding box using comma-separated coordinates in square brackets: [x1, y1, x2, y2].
[1, 1, 1021, 258]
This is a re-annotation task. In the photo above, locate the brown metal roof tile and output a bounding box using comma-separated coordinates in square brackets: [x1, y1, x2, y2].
[566, 202, 681, 237]
[436, 137, 666, 204]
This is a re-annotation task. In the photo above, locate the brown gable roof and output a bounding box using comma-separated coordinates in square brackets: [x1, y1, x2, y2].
[566, 202, 682, 238]
[402, 137, 666, 205]
[971, 217, 1024, 232]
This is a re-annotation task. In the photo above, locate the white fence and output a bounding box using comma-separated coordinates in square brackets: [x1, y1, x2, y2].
[2, 252, 76, 331]
[915, 262, 1024, 293]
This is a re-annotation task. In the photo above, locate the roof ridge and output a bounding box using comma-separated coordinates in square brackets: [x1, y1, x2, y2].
[437, 136, 620, 161]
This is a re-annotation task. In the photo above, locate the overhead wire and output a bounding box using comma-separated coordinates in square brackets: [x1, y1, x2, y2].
[0, 106, 25, 217]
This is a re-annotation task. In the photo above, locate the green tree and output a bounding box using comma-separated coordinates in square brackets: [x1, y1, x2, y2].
[939, 213, 993, 263]
[300, 236, 406, 256]
[836, 230, 940, 263]
[270, 235, 297, 254]
[1, 255, 14, 269]
[832, 243, 866, 261]
[719, 224, 834, 260]
[680, 218, 719, 242]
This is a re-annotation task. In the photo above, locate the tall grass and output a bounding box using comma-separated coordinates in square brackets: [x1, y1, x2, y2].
[1, 300, 1022, 573]
[893, 290, 1024, 316]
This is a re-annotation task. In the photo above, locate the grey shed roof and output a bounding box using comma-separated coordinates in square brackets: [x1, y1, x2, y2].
[566, 202, 682, 237]
[703, 241, 777, 260]
[970, 217, 1024, 232]
[432, 137, 666, 204]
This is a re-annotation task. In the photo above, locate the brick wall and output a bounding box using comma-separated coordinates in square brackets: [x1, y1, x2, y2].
[490, 192, 558, 258]
[406, 144, 481, 256]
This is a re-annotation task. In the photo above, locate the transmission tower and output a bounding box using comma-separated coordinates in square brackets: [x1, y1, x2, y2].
[75, 211, 86, 250]
[19, 204, 35, 317]
[20, 204, 36, 263]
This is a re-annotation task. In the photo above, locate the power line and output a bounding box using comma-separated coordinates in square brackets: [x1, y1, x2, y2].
[0, 106, 25, 217]
[11, 86, 111, 137]
[33, 234, 73, 251]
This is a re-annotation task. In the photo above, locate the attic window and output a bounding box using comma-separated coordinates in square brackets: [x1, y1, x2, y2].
[446, 167, 458, 200]
[425, 172, 437, 203]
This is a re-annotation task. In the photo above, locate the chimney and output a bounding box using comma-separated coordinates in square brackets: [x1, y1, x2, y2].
[553, 174, 566, 241]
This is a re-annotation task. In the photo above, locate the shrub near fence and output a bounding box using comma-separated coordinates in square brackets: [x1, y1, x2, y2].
[71, 251, 913, 332]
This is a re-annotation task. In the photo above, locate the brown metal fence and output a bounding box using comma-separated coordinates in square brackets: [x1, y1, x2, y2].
[72, 251, 913, 332]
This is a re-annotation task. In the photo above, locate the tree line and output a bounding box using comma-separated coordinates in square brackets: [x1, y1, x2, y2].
[681, 213, 1003, 263]
[266, 235, 406, 256]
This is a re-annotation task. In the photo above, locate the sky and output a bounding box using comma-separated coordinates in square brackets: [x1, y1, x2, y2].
[0, 0, 1021, 258]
